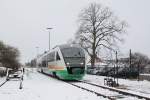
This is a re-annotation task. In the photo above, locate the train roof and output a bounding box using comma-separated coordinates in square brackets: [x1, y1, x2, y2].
[56, 44, 82, 49]
[37, 44, 83, 59]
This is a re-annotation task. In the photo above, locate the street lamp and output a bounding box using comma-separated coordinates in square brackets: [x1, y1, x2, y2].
[36, 46, 39, 67]
[46, 27, 53, 51]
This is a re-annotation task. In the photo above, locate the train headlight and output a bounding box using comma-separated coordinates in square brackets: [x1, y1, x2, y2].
[66, 62, 70, 65]
[80, 62, 84, 65]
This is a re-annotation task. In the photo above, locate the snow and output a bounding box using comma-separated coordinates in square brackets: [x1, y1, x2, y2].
[140, 74, 150, 76]
[0, 77, 6, 84]
[0, 68, 105, 100]
[73, 82, 119, 96]
[72, 81, 145, 99]
[0, 68, 150, 100]
[83, 74, 150, 98]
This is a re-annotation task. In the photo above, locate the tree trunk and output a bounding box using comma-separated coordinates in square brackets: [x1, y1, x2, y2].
[91, 32, 96, 68]
[91, 54, 96, 68]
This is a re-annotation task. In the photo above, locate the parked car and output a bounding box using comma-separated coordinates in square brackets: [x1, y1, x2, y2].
[6, 69, 23, 81]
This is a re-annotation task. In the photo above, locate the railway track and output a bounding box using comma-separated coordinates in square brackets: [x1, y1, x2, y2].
[66, 80, 150, 100]
[41, 72, 150, 100]
[0, 79, 23, 89]
[41, 72, 116, 99]
[67, 82, 118, 100]
[79, 80, 150, 100]
[66, 81, 135, 100]
[0, 80, 8, 87]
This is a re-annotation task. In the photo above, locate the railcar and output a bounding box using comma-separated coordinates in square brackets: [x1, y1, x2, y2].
[37, 44, 86, 80]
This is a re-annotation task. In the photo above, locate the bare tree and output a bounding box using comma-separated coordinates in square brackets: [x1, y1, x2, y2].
[75, 3, 127, 67]
[0, 41, 20, 69]
[131, 52, 150, 73]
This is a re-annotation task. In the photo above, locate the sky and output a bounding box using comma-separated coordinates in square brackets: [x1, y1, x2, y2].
[0, 0, 150, 63]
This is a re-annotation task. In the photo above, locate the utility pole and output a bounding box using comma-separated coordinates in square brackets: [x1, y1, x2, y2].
[46, 28, 53, 51]
[129, 49, 132, 76]
[36, 46, 39, 57]
[129, 49, 132, 69]
[46, 27, 52, 68]
[116, 51, 119, 86]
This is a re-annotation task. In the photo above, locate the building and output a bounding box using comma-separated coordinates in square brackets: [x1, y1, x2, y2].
[143, 64, 150, 74]
[0, 62, 2, 67]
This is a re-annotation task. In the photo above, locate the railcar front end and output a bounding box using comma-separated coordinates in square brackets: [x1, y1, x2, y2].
[55, 45, 86, 80]
[37, 44, 86, 80]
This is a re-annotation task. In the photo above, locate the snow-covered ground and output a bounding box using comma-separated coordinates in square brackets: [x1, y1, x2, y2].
[83, 74, 150, 97]
[0, 68, 150, 100]
[0, 68, 106, 100]
[71, 82, 141, 100]
[0, 77, 6, 84]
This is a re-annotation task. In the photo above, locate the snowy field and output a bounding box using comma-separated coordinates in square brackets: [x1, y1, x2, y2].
[0, 68, 106, 100]
[83, 74, 150, 97]
[0, 68, 150, 100]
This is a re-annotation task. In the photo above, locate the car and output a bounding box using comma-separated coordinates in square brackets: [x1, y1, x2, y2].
[6, 69, 23, 81]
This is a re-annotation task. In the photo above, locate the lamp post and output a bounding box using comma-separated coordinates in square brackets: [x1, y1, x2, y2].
[36, 46, 39, 58]
[46, 28, 53, 51]
[36, 46, 39, 67]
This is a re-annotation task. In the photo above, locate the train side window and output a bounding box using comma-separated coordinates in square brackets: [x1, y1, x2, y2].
[56, 52, 61, 60]
[42, 60, 46, 67]
[47, 52, 55, 62]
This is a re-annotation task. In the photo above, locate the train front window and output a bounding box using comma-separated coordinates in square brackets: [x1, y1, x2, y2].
[61, 47, 84, 58]
[61, 47, 85, 66]
[56, 52, 61, 60]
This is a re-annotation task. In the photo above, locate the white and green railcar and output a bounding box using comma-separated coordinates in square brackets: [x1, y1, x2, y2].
[37, 44, 86, 80]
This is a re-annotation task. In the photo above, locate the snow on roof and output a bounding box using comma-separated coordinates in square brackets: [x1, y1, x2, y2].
[140, 74, 150, 76]
[87, 62, 108, 67]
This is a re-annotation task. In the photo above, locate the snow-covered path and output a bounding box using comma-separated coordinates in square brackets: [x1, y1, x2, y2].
[0, 69, 105, 100]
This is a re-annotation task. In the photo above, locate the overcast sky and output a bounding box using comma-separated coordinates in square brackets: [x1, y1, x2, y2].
[0, 0, 150, 63]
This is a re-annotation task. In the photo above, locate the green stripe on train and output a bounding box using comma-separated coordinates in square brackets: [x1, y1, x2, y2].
[57, 70, 85, 80]
[49, 69, 85, 80]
